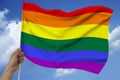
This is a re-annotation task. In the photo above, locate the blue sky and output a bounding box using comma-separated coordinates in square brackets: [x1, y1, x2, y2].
[0, 0, 120, 80]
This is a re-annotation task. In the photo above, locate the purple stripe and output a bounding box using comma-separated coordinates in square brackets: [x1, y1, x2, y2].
[25, 55, 104, 74]
[21, 43, 108, 63]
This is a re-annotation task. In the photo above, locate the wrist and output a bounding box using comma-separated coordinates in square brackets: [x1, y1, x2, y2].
[6, 65, 15, 74]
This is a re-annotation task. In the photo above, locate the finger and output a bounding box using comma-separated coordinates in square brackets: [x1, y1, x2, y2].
[13, 48, 21, 56]
[16, 48, 21, 53]
[19, 59, 24, 64]
[19, 57, 24, 60]
[18, 57, 24, 63]
[19, 52, 24, 57]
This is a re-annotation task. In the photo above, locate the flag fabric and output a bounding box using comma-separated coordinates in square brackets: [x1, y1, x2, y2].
[21, 2, 113, 74]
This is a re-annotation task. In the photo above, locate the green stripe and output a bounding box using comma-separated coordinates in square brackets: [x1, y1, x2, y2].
[21, 32, 108, 52]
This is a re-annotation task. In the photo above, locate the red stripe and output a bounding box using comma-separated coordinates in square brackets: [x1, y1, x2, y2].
[23, 2, 113, 17]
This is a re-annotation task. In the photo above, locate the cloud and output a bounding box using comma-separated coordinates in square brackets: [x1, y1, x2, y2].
[109, 26, 120, 54]
[0, 9, 21, 67]
[55, 68, 76, 77]
[0, 8, 9, 36]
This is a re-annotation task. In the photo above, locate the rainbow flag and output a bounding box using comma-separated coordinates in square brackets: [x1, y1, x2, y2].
[21, 2, 113, 74]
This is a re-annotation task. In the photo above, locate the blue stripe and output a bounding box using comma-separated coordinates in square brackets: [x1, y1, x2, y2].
[21, 43, 108, 64]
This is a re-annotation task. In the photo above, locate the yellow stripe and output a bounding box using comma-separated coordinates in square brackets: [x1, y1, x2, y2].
[22, 21, 108, 40]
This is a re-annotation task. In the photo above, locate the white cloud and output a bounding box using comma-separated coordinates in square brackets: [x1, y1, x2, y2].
[0, 9, 21, 67]
[109, 26, 120, 54]
[0, 8, 9, 19]
[0, 8, 9, 36]
[55, 68, 76, 77]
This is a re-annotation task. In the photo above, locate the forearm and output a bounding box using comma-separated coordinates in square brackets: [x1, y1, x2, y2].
[1, 65, 14, 80]
[1, 49, 24, 80]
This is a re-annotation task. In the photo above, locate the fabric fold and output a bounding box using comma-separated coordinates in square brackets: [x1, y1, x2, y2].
[21, 2, 113, 74]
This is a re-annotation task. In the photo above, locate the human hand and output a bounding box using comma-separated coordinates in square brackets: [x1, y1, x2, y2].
[7, 48, 24, 73]
[1, 48, 24, 80]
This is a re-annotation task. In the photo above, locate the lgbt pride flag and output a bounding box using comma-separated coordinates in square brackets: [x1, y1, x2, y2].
[21, 2, 113, 74]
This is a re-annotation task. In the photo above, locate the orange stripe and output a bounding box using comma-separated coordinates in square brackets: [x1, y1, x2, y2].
[22, 10, 112, 28]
